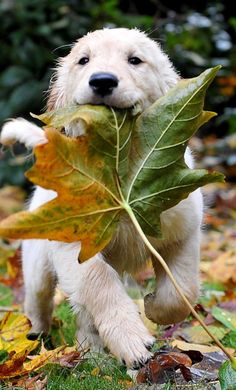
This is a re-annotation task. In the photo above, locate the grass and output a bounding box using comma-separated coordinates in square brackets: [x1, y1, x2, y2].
[0, 283, 13, 307]
[0, 279, 224, 389]
[51, 300, 77, 346]
[0, 288, 132, 390]
[47, 301, 132, 389]
[43, 354, 131, 390]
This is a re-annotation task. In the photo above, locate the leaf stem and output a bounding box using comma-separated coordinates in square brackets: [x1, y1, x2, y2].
[124, 203, 236, 367]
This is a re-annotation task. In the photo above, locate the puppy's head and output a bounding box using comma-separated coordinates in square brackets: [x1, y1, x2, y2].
[47, 28, 179, 112]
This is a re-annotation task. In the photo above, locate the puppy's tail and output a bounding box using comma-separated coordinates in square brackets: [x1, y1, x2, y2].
[1, 118, 47, 148]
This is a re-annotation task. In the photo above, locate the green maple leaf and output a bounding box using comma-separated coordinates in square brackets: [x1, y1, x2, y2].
[0, 66, 224, 261]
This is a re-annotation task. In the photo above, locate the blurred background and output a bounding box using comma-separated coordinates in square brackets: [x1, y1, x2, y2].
[0, 0, 235, 188]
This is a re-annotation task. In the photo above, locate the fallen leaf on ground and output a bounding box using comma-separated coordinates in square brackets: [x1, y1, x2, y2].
[220, 299, 236, 312]
[0, 312, 39, 378]
[171, 339, 235, 355]
[191, 351, 228, 382]
[212, 306, 236, 330]
[1, 343, 81, 379]
[173, 324, 229, 344]
[204, 250, 236, 287]
[0, 312, 82, 379]
[0, 312, 38, 353]
[136, 351, 192, 384]
[13, 373, 47, 390]
[26, 345, 82, 370]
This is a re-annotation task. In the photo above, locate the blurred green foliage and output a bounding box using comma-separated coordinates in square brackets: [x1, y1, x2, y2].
[0, 0, 235, 187]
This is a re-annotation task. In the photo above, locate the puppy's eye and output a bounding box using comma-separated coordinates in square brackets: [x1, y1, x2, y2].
[128, 57, 143, 65]
[78, 57, 89, 65]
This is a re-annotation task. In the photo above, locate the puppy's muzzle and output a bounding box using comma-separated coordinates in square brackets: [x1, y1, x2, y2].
[89, 72, 118, 97]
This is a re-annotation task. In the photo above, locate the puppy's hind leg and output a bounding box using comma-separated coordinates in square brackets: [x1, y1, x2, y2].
[144, 190, 203, 325]
[145, 231, 201, 325]
[22, 240, 56, 337]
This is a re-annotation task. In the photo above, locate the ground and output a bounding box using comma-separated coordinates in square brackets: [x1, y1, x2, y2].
[0, 138, 236, 388]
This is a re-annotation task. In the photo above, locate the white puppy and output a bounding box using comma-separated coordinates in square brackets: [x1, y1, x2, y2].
[0, 28, 203, 367]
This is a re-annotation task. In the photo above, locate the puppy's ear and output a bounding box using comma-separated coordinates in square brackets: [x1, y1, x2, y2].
[152, 42, 180, 96]
[160, 69, 180, 95]
[46, 58, 66, 111]
[47, 72, 60, 111]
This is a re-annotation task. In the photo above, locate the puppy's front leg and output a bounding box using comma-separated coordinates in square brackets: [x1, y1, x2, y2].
[1, 118, 46, 148]
[51, 242, 154, 367]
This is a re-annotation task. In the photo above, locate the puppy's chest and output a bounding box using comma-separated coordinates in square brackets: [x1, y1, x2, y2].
[102, 215, 151, 274]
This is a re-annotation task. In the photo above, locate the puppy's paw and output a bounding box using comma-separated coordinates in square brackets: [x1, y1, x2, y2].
[1, 118, 46, 148]
[117, 331, 154, 368]
[99, 318, 155, 367]
[144, 291, 195, 325]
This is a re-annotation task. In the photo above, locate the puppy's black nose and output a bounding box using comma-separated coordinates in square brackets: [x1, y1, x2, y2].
[89, 72, 118, 97]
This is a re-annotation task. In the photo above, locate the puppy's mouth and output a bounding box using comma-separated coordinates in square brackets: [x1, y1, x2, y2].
[75, 92, 143, 114]
[77, 100, 142, 115]
[65, 101, 142, 137]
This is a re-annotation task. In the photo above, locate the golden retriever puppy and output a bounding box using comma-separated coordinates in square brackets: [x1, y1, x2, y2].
[0, 28, 203, 367]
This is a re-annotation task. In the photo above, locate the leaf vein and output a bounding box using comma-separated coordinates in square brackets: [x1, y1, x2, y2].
[126, 78, 210, 201]
[130, 183, 197, 204]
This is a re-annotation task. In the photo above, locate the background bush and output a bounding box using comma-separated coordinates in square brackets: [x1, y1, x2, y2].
[0, 0, 235, 187]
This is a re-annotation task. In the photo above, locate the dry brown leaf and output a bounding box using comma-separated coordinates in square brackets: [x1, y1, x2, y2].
[13, 373, 47, 390]
[137, 351, 192, 384]
[173, 324, 228, 344]
[0, 312, 38, 353]
[0, 312, 82, 379]
[26, 345, 81, 369]
[1, 345, 81, 379]
[51, 346, 81, 368]
[0, 312, 39, 378]
[171, 339, 235, 355]
[0, 249, 23, 286]
[205, 250, 236, 286]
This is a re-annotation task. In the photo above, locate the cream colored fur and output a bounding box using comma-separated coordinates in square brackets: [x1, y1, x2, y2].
[0, 28, 203, 367]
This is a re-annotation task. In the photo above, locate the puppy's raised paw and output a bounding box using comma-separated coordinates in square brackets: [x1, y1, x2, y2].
[144, 289, 197, 325]
[1, 118, 46, 148]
